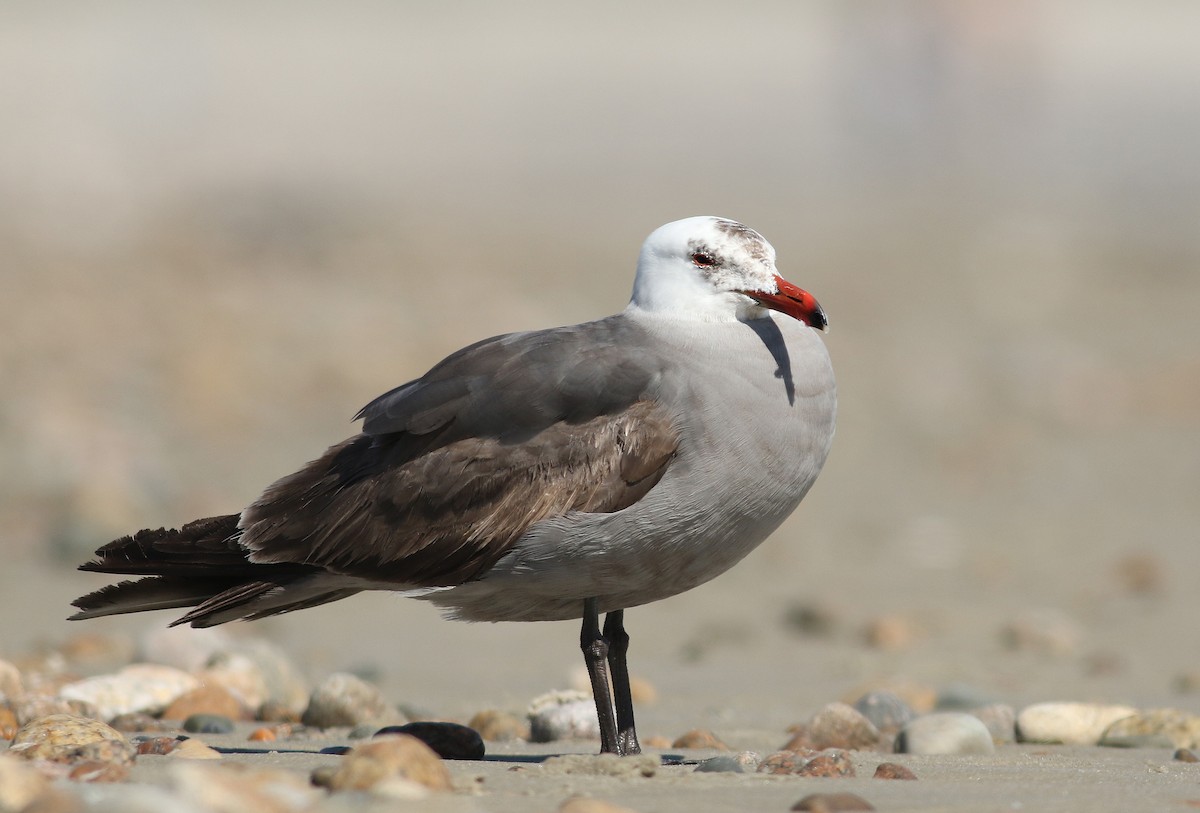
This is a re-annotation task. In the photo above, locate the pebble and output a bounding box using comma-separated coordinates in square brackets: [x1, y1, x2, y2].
[969, 703, 1017, 745]
[782, 600, 841, 638]
[671, 728, 729, 750]
[162, 685, 246, 722]
[629, 677, 658, 705]
[58, 664, 199, 721]
[67, 760, 131, 783]
[558, 796, 642, 813]
[0, 658, 23, 700]
[1015, 702, 1139, 746]
[135, 736, 181, 755]
[799, 751, 857, 778]
[759, 749, 855, 777]
[873, 761, 917, 780]
[11, 696, 99, 727]
[310, 764, 338, 788]
[11, 652, 69, 695]
[8, 715, 136, 766]
[785, 702, 881, 751]
[0, 705, 18, 739]
[841, 679, 936, 715]
[1099, 733, 1176, 749]
[691, 752, 760, 773]
[200, 642, 310, 713]
[0, 754, 50, 810]
[248, 725, 288, 742]
[182, 714, 235, 735]
[1113, 552, 1163, 595]
[999, 609, 1081, 656]
[791, 792, 875, 811]
[934, 683, 997, 712]
[853, 691, 915, 737]
[694, 755, 745, 773]
[895, 713, 995, 755]
[323, 734, 452, 792]
[256, 700, 302, 724]
[528, 690, 600, 743]
[1100, 708, 1200, 749]
[541, 754, 658, 778]
[300, 672, 401, 729]
[168, 738, 223, 759]
[1175, 748, 1199, 763]
[108, 712, 169, 733]
[196, 651, 271, 712]
[1174, 671, 1200, 694]
[375, 722, 485, 760]
[468, 709, 529, 742]
[862, 615, 918, 651]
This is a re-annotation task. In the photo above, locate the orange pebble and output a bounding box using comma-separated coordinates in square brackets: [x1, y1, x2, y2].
[248, 727, 277, 742]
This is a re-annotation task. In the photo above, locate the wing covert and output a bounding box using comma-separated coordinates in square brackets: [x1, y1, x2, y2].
[240, 317, 679, 586]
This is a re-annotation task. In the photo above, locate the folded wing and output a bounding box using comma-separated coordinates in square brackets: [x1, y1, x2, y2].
[73, 318, 680, 625]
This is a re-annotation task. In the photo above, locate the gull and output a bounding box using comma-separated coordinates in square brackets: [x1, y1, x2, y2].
[71, 216, 836, 756]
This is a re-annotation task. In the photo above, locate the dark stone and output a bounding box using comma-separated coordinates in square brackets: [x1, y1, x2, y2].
[694, 755, 745, 773]
[934, 683, 996, 712]
[853, 692, 915, 736]
[182, 714, 234, 734]
[374, 721, 485, 760]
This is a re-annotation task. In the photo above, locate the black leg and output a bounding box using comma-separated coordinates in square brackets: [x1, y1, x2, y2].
[580, 597, 619, 754]
[603, 609, 641, 755]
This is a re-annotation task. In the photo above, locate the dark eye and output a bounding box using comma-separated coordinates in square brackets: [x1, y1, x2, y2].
[691, 252, 716, 267]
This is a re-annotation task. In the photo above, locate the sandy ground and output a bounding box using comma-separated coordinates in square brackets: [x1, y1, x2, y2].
[58, 737, 1200, 813]
[4, 553, 1200, 811]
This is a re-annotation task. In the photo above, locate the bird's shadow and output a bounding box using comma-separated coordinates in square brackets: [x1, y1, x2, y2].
[212, 745, 695, 765]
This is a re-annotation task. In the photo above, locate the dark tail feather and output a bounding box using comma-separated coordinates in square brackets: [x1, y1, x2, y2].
[69, 575, 254, 620]
[69, 514, 333, 626]
[79, 514, 250, 575]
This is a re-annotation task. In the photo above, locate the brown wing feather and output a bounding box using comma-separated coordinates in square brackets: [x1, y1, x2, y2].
[241, 399, 679, 586]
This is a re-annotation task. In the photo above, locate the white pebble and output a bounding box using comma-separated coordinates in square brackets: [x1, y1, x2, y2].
[896, 712, 995, 755]
[1016, 701, 1139, 746]
[527, 690, 599, 743]
[59, 664, 199, 720]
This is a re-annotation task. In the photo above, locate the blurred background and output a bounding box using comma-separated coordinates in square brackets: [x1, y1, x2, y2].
[1, 1, 1197, 717]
